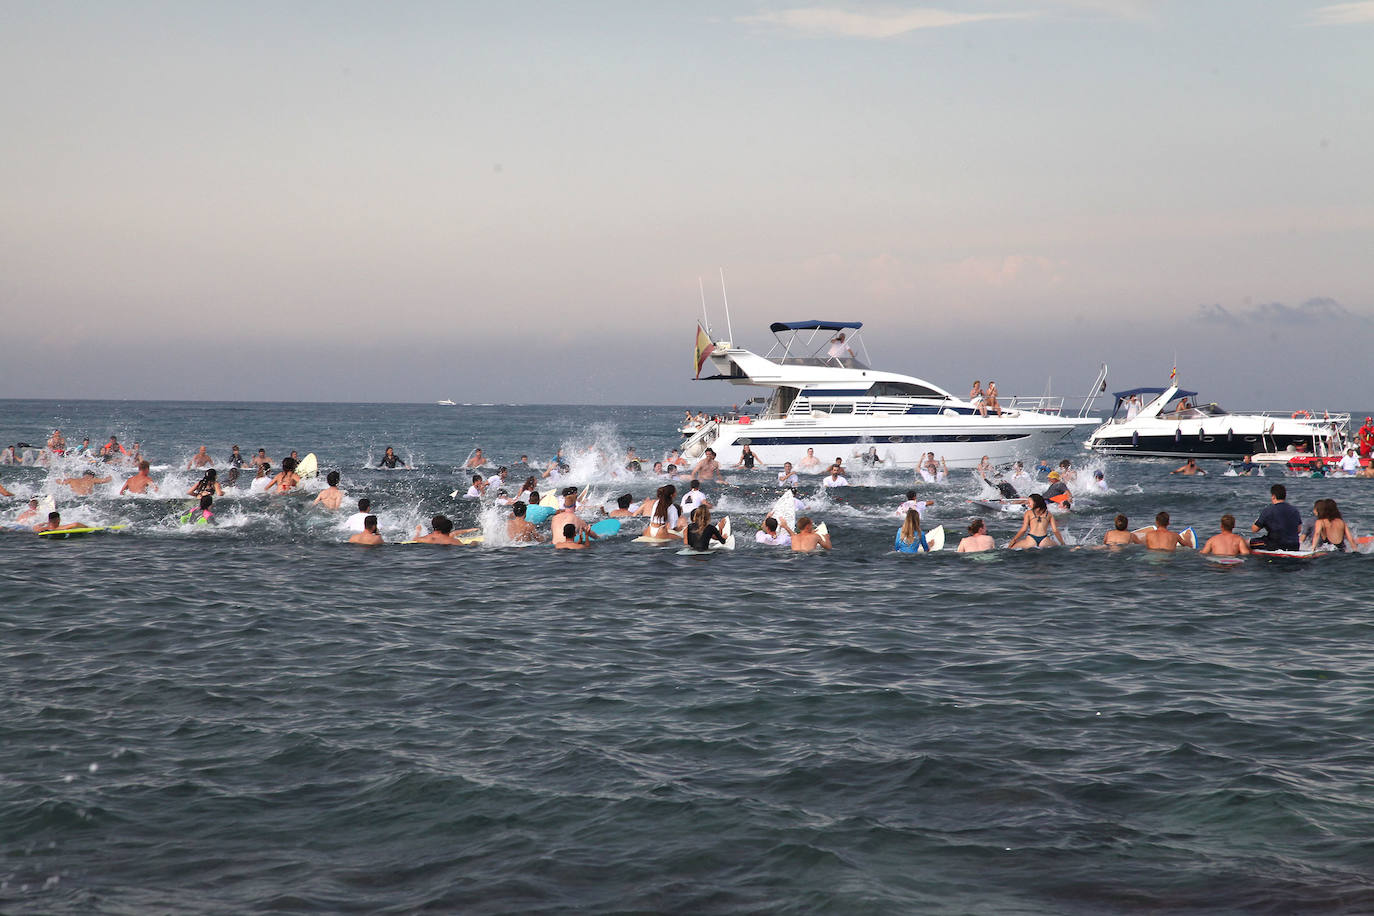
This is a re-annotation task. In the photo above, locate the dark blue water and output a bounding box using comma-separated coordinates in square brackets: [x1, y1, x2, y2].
[3, 400, 1373, 913]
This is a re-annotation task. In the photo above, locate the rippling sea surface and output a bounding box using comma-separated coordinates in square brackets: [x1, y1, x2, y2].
[3, 399, 1374, 914]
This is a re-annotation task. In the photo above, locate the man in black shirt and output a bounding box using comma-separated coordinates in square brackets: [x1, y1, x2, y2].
[1250, 483, 1301, 551]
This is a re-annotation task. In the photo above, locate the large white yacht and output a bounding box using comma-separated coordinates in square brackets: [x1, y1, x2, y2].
[1085, 385, 1349, 459]
[681, 321, 1098, 469]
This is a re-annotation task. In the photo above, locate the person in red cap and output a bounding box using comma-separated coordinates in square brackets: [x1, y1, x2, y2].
[1358, 417, 1374, 459]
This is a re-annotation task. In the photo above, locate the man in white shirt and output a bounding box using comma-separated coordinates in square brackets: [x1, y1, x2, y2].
[895, 490, 933, 518]
[345, 498, 373, 532]
[777, 462, 799, 487]
[755, 515, 792, 546]
[681, 480, 711, 514]
[1338, 449, 1361, 475]
[822, 467, 849, 488]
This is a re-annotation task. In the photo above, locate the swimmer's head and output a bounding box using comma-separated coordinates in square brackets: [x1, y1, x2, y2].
[432, 515, 453, 534]
[1114, 514, 1128, 531]
[616, 493, 632, 510]
[363, 515, 378, 532]
[1156, 511, 1170, 528]
[357, 498, 371, 512]
[562, 523, 577, 539]
[327, 471, 340, 486]
[512, 502, 527, 517]
[967, 519, 984, 535]
[763, 518, 778, 533]
[1220, 514, 1235, 531]
[200, 495, 213, 510]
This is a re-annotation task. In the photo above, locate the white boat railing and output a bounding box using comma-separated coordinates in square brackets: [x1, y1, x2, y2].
[1004, 396, 1065, 415]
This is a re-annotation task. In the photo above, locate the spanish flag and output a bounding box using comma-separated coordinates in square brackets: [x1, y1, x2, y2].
[694, 323, 715, 379]
[1170, 365, 1177, 384]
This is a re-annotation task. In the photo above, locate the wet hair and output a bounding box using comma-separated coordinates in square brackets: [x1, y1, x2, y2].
[82, 470, 96, 478]
[202, 468, 218, 483]
[1323, 499, 1343, 521]
[225, 468, 241, 486]
[763, 517, 779, 533]
[472, 474, 483, 484]
[653, 486, 675, 523]
[906, 490, 917, 500]
[690, 505, 711, 532]
[357, 498, 371, 512]
[512, 502, 527, 517]
[363, 515, 378, 531]
[689, 479, 701, 490]
[900, 508, 922, 542]
[616, 493, 633, 510]
[562, 523, 578, 539]
[527, 490, 539, 504]
[522, 476, 537, 491]
[282, 457, 298, 473]
[626, 460, 641, 472]
[432, 515, 453, 535]
[1028, 494, 1048, 513]
[1114, 514, 1128, 531]
[138, 461, 150, 472]
[796, 516, 813, 532]
[1156, 511, 1170, 528]
[48, 511, 61, 522]
[1220, 514, 1235, 531]
[1271, 483, 1287, 500]
[327, 471, 340, 486]
[967, 519, 985, 535]
[199, 495, 213, 510]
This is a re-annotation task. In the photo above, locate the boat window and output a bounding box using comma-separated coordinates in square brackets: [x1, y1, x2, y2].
[868, 381, 942, 399]
[769, 387, 799, 418]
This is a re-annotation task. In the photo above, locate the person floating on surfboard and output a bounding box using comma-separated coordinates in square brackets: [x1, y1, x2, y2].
[1143, 512, 1188, 552]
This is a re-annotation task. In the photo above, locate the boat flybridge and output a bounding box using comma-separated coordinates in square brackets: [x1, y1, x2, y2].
[1085, 385, 1349, 460]
[682, 321, 1099, 469]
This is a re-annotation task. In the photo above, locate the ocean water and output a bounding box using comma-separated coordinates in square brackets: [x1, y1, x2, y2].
[3, 399, 1374, 914]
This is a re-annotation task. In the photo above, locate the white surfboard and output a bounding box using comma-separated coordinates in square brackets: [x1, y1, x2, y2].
[926, 525, 945, 552]
[37, 494, 57, 515]
[771, 489, 797, 530]
[296, 453, 318, 479]
[710, 516, 735, 550]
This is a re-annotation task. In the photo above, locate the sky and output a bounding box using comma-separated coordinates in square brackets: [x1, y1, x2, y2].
[1, 0, 1371, 408]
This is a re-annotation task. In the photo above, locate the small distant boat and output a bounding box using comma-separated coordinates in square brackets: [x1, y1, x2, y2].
[436, 399, 456, 406]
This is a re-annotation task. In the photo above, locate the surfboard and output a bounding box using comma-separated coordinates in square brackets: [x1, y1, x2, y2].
[815, 522, 828, 538]
[455, 534, 483, 545]
[1204, 555, 1245, 565]
[771, 489, 797, 529]
[1252, 548, 1327, 560]
[37, 524, 127, 539]
[37, 494, 56, 515]
[711, 516, 735, 550]
[589, 518, 621, 538]
[296, 453, 318, 479]
[539, 490, 559, 509]
[524, 505, 556, 524]
[927, 525, 945, 552]
[633, 533, 680, 545]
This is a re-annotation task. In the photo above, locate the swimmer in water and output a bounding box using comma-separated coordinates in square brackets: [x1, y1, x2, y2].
[507, 503, 544, 542]
[120, 461, 159, 495]
[1102, 514, 1141, 547]
[639, 485, 683, 539]
[188, 468, 224, 498]
[893, 508, 928, 554]
[790, 516, 831, 552]
[313, 470, 345, 510]
[345, 498, 372, 532]
[183, 495, 215, 525]
[607, 493, 637, 518]
[413, 515, 476, 545]
[1171, 458, 1207, 476]
[35, 511, 87, 533]
[348, 515, 382, 545]
[1199, 514, 1251, 557]
[378, 447, 407, 469]
[1143, 512, 1188, 551]
[1008, 493, 1063, 549]
[188, 446, 214, 469]
[956, 518, 995, 553]
[551, 487, 597, 545]
[553, 522, 588, 550]
[265, 457, 301, 493]
[682, 505, 727, 551]
[755, 514, 793, 546]
[464, 448, 486, 469]
[61, 470, 112, 496]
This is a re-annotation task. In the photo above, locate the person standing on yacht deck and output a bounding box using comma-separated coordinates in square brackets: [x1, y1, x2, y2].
[827, 333, 854, 363]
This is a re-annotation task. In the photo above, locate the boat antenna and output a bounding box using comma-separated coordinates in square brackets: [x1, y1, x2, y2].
[698, 277, 710, 336]
[719, 267, 734, 343]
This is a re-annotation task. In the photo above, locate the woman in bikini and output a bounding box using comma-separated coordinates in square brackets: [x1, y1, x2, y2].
[1308, 498, 1359, 552]
[984, 381, 1003, 417]
[1009, 493, 1064, 549]
[641, 485, 682, 539]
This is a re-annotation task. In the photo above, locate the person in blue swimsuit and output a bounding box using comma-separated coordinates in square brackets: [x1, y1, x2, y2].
[894, 508, 930, 554]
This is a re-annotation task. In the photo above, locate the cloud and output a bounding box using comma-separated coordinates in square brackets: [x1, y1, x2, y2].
[738, 6, 1035, 38]
[1309, 2, 1374, 25]
[1042, 0, 1156, 21]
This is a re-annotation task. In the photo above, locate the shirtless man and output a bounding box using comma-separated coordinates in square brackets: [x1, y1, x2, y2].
[251, 449, 272, 472]
[60, 470, 112, 496]
[1102, 514, 1141, 546]
[798, 448, 822, 472]
[550, 487, 597, 545]
[554, 522, 588, 550]
[957, 518, 995, 553]
[413, 515, 474, 545]
[312, 471, 345, 509]
[0, 478, 12, 498]
[1200, 515, 1251, 557]
[265, 457, 301, 493]
[188, 446, 214, 469]
[1144, 511, 1188, 551]
[47, 429, 67, 454]
[120, 461, 159, 495]
[34, 511, 86, 533]
[465, 448, 486, 469]
[1171, 458, 1207, 476]
[348, 515, 383, 545]
[507, 503, 544, 542]
[692, 448, 723, 481]
[16, 498, 39, 524]
[607, 494, 637, 518]
[790, 516, 832, 552]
